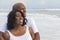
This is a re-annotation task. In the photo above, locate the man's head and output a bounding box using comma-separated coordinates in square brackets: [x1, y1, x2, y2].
[12, 3, 26, 17]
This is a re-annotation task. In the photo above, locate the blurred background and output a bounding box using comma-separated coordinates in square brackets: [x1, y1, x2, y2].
[0, 0, 60, 40]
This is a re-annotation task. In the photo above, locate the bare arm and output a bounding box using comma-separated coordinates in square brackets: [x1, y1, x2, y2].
[34, 32, 40, 40]
[29, 27, 40, 40]
[29, 27, 34, 40]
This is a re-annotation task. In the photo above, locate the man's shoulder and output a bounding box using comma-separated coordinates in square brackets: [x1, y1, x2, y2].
[26, 16, 33, 21]
[26, 16, 31, 19]
[0, 23, 7, 32]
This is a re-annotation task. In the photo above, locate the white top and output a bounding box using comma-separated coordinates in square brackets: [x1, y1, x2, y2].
[7, 26, 32, 40]
[0, 16, 38, 33]
[26, 17, 38, 33]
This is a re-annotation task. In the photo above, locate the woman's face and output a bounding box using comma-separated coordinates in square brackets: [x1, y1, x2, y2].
[15, 12, 23, 25]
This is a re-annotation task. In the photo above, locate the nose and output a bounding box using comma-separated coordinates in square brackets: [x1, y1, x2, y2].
[20, 20, 23, 22]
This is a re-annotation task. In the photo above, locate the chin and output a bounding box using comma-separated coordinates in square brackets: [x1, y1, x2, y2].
[20, 23, 23, 25]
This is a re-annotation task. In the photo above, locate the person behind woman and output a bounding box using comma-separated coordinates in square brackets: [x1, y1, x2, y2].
[3, 10, 34, 40]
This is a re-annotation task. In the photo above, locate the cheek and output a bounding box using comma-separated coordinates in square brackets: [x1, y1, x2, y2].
[15, 21, 20, 24]
[15, 19, 20, 24]
[15, 19, 23, 25]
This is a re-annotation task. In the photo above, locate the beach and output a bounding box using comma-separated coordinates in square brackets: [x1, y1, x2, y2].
[0, 9, 60, 40]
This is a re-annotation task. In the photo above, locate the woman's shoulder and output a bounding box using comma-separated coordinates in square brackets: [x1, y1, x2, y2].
[0, 31, 4, 35]
[3, 31, 9, 40]
[0, 31, 5, 40]
[4, 31, 9, 36]
[0, 31, 9, 40]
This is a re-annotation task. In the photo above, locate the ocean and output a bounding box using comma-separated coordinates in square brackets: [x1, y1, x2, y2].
[0, 9, 60, 40]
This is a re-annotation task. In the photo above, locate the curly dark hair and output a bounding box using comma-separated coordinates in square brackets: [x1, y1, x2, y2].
[7, 10, 27, 30]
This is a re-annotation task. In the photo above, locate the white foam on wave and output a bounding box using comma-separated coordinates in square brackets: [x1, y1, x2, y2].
[27, 13, 60, 40]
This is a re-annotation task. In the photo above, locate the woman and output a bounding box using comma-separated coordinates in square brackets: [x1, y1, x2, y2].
[3, 10, 34, 40]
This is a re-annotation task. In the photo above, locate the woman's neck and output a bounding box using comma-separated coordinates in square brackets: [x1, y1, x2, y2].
[14, 25, 21, 29]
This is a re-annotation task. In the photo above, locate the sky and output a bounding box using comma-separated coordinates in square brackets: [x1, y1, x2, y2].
[0, 0, 60, 10]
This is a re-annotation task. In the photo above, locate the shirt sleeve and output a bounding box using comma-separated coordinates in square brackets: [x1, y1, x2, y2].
[0, 23, 7, 32]
[26, 17, 39, 33]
